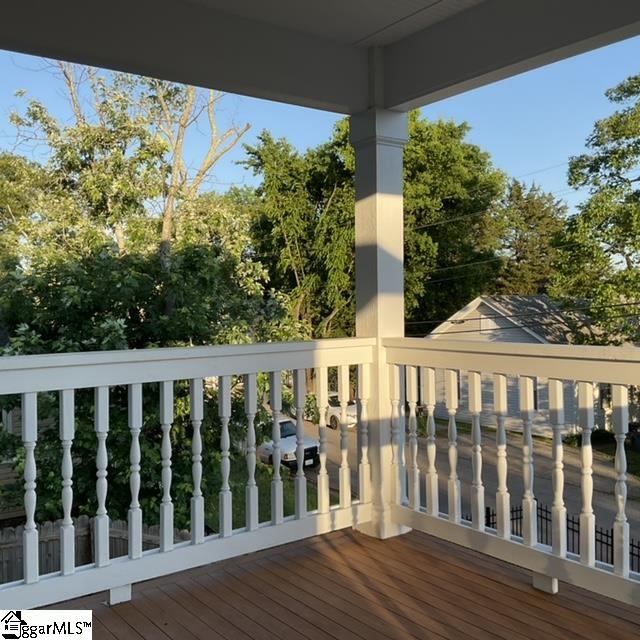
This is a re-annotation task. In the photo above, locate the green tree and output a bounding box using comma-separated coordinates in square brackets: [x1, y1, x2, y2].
[552, 73, 640, 344]
[245, 112, 505, 338]
[0, 66, 295, 529]
[494, 180, 566, 295]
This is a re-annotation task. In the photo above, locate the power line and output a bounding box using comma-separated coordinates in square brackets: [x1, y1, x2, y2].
[405, 300, 640, 327]
[426, 240, 579, 276]
[405, 311, 640, 338]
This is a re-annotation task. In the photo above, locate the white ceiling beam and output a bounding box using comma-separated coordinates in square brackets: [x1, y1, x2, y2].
[0, 0, 368, 114]
[383, 0, 640, 111]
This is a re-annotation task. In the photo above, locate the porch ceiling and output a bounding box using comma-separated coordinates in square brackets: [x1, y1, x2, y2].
[2, 1, 640, 113]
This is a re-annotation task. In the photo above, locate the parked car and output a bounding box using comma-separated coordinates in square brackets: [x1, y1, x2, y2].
[326, 392, 357, 430]
[257, 418, 319, 468]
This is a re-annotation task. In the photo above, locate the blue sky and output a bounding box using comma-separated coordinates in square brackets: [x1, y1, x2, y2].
[1, 34, 639, 211]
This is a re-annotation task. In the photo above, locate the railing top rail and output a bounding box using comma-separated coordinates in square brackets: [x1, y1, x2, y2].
[0, 337, 376, 394]
[383, 337, 640, 385]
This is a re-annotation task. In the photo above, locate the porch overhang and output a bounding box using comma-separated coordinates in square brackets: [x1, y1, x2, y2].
[2, 1, 640, 114]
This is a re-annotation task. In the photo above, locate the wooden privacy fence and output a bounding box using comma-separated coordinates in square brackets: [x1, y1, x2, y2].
[0, 515, 190, 583]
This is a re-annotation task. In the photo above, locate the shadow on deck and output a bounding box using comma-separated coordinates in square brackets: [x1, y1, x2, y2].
[47, 529, 639, 639]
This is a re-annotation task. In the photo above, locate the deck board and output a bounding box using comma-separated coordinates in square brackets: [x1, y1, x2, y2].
[48, 529, 640, 640]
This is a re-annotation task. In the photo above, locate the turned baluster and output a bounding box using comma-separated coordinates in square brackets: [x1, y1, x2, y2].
[549, 379, 567, 558]
[468, 372, 484, 531]
[494, 374, 511, 539]
[190, 378, 204, 544]
[420, 367, 438, 516]
[612, 384, 629, 577]
[244, 373, 259, 531]
[269, 371, 284, 525]
[128, 383, 143, 558]
[22, 392, 38, 583]
[94, 386, 110, 566]
[338, 364, 352, 509]
[406, 366, 420, 511]
[219, 375, 232, 537]
[445, 369, 461, 523]
[519, 376, 537, 546]
[294, 369, 308, 518]
[357, 363, 371, 504]
[59, 389, 75, 575]
[159, 381, 174, 552]
[578, 381, 596, 566]
[315, 366, 330, 513]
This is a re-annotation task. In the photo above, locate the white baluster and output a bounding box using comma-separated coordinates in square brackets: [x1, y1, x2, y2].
[94, 386, 110, 567]
[389, 365, 402, 505]
[128, 383, 143, 559]
[578, 381, 596, 566]
[494, 374, 510, 539]
[406, 366, 420, 511]
[59, 389, 75, 575]
[519, 376, 537, 546]
[612, 384, 629, 577]
[399, 366, 408, 504]
[219, 375, 232, 537]
[468, 372, 484, 531]
[315, 367, 330, 513]
[159, 381, 174, 552]
[190, 379, 204, 544]
[293, 369, 308, 518]
[420, 367, 438, 517]
[338, 365, 352, 509]
[244, 373, 259, 531]
[22, 392, 38, 583]
[357, 363, 371, 505]
[549, 379, 566, 558]
[445, 369, 461, 523]
[269, 371, 284, 525]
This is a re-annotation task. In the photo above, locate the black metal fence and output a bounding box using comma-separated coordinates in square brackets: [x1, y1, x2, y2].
[473, 503, 639, 573]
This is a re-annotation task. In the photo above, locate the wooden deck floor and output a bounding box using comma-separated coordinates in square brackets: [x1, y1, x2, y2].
[49, 529, 640, 640]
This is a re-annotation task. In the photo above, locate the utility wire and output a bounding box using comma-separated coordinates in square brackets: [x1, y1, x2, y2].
[405, 311, 640, 338]
[404, 300, 640, 327]
[426, 240, 579, 275]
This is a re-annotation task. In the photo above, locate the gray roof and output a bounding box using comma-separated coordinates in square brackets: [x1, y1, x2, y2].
[481, 295, 594, 345]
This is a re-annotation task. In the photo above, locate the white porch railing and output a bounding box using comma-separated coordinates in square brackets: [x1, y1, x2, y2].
[384, 337, 640, 606]
[0, 338, 375, 609]
[0, 336, 639, 609]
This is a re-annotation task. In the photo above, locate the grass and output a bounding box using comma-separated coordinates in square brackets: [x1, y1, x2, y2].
[205, 461, 323, 534]
[563, 429, 640, 478]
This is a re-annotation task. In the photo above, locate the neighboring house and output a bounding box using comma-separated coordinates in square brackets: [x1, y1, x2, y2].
[426, 295, 605, 435]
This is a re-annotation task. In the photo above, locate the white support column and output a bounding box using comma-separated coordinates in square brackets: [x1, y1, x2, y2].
[352, 107, 408, 539]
